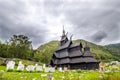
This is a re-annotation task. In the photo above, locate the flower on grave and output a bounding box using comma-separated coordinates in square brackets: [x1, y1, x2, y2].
[32, 78, 36, 80]
[61, 76, 65, 79]
[79, 76, 82, 79]
[47, 74, 55, 80]
[52, 77, 54, 80]
[41, 74, 47, 77]
[98, 75, 103, 79]
[20, 74, 26, 78]
[105, 70, 111, 73]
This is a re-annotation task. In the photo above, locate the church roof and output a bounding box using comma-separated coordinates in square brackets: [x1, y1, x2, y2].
[57, 58, 70, 64]
[83, 46, 93, 57]
[56, 40, 71, 51]
[54, 49, 83, 58]
[53, 41, 98, 64]
[69, 43, 80, 48]
[71, 57, 98, 63]
[54, 57, 98, 64]
[69, 49, 83, 57]
[83, 51, 93, 57]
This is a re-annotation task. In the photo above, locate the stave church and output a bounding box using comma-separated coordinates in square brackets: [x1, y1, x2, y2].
[50, 28, 99, 70]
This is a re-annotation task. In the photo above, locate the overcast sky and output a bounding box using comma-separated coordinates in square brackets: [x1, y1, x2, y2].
[0, 0, 120, 49]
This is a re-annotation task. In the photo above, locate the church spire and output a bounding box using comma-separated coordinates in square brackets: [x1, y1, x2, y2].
[62, 25, 65, 36]
[61, 25, 67, 40]
[60, 26, 69, 46]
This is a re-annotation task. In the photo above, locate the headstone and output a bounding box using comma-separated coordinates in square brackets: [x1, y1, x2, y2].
[44, 67, 50, 72]
[44, 67, 55, 72]
[35, 64, 43, 72]
[26, 65, 35, 72]
[58, 67, 62, 72]
[17, 61, 24, 71]
[64, 67, 68, 71]
[43, 64, 46, 69]
[6, 61, 15, 71]
[49, 67, 55, 72]
[110, 61, 120, 65]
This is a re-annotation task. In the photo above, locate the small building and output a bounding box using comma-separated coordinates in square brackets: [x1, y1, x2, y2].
[50, 28, 99, 70]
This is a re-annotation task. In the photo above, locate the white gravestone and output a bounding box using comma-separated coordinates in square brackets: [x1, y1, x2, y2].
[35, 64, 43, 72]
[26, 65, 35, 72]
[6, 61, 15, 71]
[49, 67, 55, 72]
[43, 64, 46, 69]
[17, 61, 24, 71]
[44, 67, 50, 72]
[64, 67, 68, 71]
[44, 67, 55, 72]
[58, 67, 62, 72]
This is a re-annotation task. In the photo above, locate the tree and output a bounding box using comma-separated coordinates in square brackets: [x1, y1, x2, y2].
[8, 35, 33, 59]
[10, 35, 32, 47]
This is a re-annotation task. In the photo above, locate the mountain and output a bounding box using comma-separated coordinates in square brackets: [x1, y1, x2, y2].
[35, 39, 120, 64]
[104, 43, 120, 59]
[106, 43, 120, 49]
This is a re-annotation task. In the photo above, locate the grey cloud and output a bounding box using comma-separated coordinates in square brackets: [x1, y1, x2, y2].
[61, 0, 120, 44]
[0, 0, 48, 48]
[43, 0, 64, 16]
[0, 0, 120, 48]
[90, 31, 107, 43]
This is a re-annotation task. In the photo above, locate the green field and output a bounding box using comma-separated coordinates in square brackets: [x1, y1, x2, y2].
[0, 66, 120, 80]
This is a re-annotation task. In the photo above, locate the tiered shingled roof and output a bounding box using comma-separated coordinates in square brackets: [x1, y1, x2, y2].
[50, 27, 99, 69]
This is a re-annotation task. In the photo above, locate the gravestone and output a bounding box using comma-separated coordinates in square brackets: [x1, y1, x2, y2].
[49, 67, 55, 72]
[64, 67, 68, 71]
[17, 61, 24, 71]
[6, 61, 15, 71]
[26, 65, 35, 72]
[43, 64, 46, 69]
[44, 67, 55, 72]
[58, 67, 62, 72]
[35, 64, 43, 72]
[44, 67, 50, 72]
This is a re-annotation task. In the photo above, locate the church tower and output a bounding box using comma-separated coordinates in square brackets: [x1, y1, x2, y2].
[60, 26, 68, 46]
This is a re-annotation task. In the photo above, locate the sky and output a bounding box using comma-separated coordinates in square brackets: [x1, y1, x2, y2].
[0, 0, 120, 49]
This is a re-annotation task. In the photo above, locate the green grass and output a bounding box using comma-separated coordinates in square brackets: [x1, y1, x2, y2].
[0, 66, 120, 80]
[2, 72, 48, 80]
[0, 66, 6, 70]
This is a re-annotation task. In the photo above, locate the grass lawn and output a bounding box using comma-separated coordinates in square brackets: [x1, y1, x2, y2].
[0, 66, 120, 80]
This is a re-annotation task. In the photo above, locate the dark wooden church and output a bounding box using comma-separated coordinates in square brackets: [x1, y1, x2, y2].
[50, 28, 99, 70]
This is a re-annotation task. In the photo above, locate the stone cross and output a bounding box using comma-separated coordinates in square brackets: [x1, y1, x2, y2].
[35, 64, 43, 72]
[17, 61, 24, 71]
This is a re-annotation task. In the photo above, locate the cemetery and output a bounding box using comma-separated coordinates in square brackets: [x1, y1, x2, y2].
[6, 61, 55, 72]
[0, 59, 119, 80]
